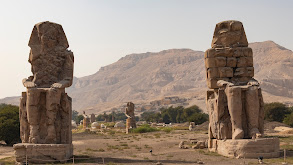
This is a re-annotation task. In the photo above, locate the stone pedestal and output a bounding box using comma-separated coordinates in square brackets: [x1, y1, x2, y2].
[208, 138, 280, 158]
[14, 143, 73, 164]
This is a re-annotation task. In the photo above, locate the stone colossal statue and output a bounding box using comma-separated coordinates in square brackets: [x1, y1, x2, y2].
[205, 20, 279, 158]
[206, 20, 263, 140]
[14, 21, 74, 164]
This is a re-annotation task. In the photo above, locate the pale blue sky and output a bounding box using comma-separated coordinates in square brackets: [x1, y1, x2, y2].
[0, 0, 292, 98]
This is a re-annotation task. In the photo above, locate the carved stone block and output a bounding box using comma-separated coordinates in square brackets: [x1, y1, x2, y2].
[218, 67, 233, 78]
[227, 57, 237, 67]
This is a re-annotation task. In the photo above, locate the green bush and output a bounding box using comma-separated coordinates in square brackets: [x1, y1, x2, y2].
[283, 112, 293, 127]
[140, 105, 208, 124]
[0, 104, 20, 145]
[131, 124, 158, 133]
[73, 114, 84, 124]
[264, 102, 290, 122]
[159, 127, 173, 133]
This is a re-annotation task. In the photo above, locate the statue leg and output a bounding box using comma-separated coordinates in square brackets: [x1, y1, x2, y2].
[26, 88, 41, 143]
[225, 86, 244, 139]
[45, 89, 62, 143]
[60, 94, 70, 144]
[245, 86, 261, 138]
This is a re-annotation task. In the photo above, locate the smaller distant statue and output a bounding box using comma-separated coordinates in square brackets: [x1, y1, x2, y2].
[125, 102, 136, 134]
[82, 111, 90, 129]
[189, 122, 195, 131]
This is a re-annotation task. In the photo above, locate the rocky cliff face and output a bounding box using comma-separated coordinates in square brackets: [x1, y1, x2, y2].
[67, 49, 206, 111]
[251, 41, 293, 99]
[67, 41, 293, 112]
[2, 41, 293, 113]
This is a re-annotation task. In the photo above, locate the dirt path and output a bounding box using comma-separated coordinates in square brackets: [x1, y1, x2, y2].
[0, 145, 14, 159]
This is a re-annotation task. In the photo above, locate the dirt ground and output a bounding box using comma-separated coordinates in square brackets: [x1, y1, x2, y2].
[70, 129, 246, 165]
[1, 123, 293, 165]
[0, 144, 13, 160]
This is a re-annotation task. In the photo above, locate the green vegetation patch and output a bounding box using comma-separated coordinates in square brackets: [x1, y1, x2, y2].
[131, 124, 158, 133]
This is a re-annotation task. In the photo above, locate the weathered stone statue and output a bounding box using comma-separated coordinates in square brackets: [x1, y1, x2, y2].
[90, 113, 96, 123]
[206, 20, 279, 158]
[14, 21, 74, 164]
[189, 122, 195, 131]
[82, 111, 90, 129]
[125, 102, 136, 134]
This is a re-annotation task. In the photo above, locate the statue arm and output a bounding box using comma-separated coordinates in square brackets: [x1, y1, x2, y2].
[22, 76, 36, 88]
[125, 108, 131, 118]
[217, 80, 234, 87]
[247, 78, 259, 86]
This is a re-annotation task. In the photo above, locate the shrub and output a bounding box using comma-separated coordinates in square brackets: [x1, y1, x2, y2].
[160, 127, 173, 133]
[283, 112, 293, 127]
[187, 113, 209, 125]
[0, 104, 20, 145]
[264, 102, 290, 122]
[131, 124, 158, 133]
[75, 115, 84, 124]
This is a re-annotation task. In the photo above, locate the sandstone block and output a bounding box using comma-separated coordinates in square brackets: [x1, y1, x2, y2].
[214, 48, 233, 57]
[205, 58, 216, 68]
[207, 68, 218, 78]
[227, 57, 237, 67]
[14, 143, 73, 164]
[218, 67, 233, 78]
[236, 57, 247, 67]
[204, 48, 216, 58]
[209, 138, 280, 159]
[215, 57, 227, 67]
[207, 78, 218, 89]
[247, 67, 254, 77]
[246, 57, 253, 67]
[234, 67, 246, 77]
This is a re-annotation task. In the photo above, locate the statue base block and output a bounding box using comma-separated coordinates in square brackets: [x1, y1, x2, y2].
[209, 138, 280, 158]
[13, 143, 73, 164]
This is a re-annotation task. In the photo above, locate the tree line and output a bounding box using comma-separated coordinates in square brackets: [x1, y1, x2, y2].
[140, 105, 208, 124]
[2, 102, 293, 145]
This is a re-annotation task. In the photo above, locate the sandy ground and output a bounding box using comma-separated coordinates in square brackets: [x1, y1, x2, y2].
[70, 129, 246, 165]
[1, 125, 292, 165]
[0, 144, 14, 159]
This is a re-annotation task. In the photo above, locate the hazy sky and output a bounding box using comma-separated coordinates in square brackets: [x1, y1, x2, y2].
[0, 0, 292, 99]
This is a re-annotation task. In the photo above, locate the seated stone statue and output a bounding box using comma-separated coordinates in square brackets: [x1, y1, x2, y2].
[205, 20, 264, 140]
[21, 21, 74, 144]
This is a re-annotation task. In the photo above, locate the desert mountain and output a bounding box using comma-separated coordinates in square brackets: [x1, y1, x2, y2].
[1, 41, 293, 113]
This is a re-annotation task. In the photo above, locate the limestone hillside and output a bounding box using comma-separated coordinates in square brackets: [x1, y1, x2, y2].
[1, 41, 293, 113]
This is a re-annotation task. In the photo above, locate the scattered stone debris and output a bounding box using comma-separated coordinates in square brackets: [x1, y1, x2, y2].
[192, 141, 206, 149]
[197, 161, 204, 164]
[179, 141, 188, 149]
